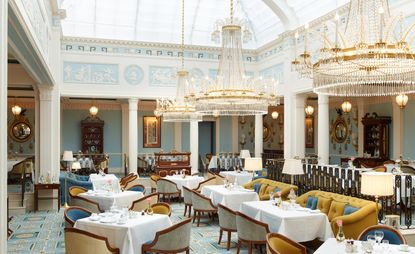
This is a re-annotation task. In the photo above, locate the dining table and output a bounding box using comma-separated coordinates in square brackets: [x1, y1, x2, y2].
[75, 213, 172, 254]
[219, 171, 252, 185]
[201, 185, 259, 211]
[79, 190, 144, 211]
[239, 201, 333, 242]
[89, 173, 120, 192]
[165, 175, 204, 197]
[315, 238, 415, 253]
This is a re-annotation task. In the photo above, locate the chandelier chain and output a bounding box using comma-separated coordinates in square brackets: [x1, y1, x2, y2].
[181, 0, 184, 70]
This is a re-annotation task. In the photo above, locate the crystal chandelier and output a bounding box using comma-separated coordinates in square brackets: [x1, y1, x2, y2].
[154, 0, 202, 122]
[186, 0, 279, 116]
[292, 0, 415, 97]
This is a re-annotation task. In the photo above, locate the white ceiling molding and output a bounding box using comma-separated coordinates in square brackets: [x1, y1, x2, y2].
[262, 0, 299, 30]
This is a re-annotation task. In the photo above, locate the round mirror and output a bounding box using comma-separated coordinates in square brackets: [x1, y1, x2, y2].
[332, 117, 348, 143]
[263, 122, 271, 142]
[9, 120, 33, 143]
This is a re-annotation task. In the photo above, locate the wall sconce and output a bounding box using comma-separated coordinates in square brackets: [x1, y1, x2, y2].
[89, 105, 99, 117]
[396, 94, 408, 109]
[305, 105, 314, 117]
[271, 111, 279, 119]
[341, 101, 352, 113]
[11, 104, 22, 116]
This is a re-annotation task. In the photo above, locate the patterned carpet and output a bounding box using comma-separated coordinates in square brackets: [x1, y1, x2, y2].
[7, 203, 259, 254]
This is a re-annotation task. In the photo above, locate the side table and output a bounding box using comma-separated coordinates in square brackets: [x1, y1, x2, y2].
[34, 183, 61, 212]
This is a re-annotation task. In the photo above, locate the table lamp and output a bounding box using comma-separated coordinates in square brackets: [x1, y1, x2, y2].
[72, 161, 81, 173]
[239, 149, 251, 169]
[62, 151, 74, 171]
[244, 157, 262, 178]
[361, 172, 394, 223]
[282, 158, 304, 185]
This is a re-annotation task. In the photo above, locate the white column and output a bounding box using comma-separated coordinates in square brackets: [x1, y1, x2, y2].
[0, 0, 8, 250]
[215, 118, 220, 154]
[357, 99, 366, 157]
[190, 121, 199, 174]
[231, 116, 239, 153]
[174, 122, 182, 151]
[392, 99, 404, 159]
[255, 114, 263, 157]
[128, 98, 138, 173]
[284, 92, 294, 159]
[33, 85, 40, 182]
[294, 94, 306, 158]
[121, 103, 129, 160]
[38, 86, 55, 179]
[318, 94, 330, 164]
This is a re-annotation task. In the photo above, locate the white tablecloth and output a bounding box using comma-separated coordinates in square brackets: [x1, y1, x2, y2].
[165, 175, 204, 196]
[240, 201, 333, 242]
[201, 185, 259, 211]
[75, 214, 172, 254]
[219, 171, 252, 185]
[89, 174, 120, 192]
[315, 238, 415, 254]
[79, 191, 144, 211]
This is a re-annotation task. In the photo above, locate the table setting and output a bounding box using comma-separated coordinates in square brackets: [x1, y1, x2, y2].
[315, 237, 414, 253]
[201, 184, 259, 210]
[219, 170, 252, 185]
[79, 190, 143, 211]
[165, 174, 204, 196]
[240, 200, 333, 242]
[75, 205, 172, 254]
[89, 173, 120, 192]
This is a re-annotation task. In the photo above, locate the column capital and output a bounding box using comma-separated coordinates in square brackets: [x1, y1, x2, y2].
[38, 86, 53, 101]
[128, 98, 139, 111]
[318, 94, 329, 105]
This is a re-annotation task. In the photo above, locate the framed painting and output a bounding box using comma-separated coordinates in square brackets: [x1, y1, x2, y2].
[143, 116, 161, 148]
[305, 116, 314, 148]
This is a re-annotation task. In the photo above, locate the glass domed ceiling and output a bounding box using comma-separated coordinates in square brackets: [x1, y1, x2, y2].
[60, 0, 349, 49]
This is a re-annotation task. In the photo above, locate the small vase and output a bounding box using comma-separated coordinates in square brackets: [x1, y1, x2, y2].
[336, 226, 345, 242]
[146, 204, 153, 215]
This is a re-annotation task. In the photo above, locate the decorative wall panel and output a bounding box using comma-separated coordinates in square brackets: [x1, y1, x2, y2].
[124, 64, 144, 85]
[63, 62, 119, 85]
[259, 63, 284, 83]
[149, 66, 176, 87]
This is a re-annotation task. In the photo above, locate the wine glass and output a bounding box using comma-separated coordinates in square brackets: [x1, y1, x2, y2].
[381, 240, 389, 252]
[367, 234, 376, 252]
[374, 231, 384, 245]
[269, 191, 274, 203]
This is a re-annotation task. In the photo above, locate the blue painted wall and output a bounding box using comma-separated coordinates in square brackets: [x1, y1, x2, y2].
[219, 117, 233, 152]
[199, 122, 213, 158]
[182, 122, 190, 152]
[62, 109, 122, 168]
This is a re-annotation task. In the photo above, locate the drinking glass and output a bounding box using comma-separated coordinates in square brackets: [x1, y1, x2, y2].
[381, 240, 389, 252]
[375, 231, 384, 245]
[367, 234, 376, 251]
[269, 191, 274, 202]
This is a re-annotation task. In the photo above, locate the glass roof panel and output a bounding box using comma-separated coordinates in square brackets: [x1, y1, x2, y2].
[61, 0, 352, 49]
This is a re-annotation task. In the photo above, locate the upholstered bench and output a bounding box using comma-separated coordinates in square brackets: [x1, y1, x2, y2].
[243, 179, 298, 201]
[296, 190, 380, 239]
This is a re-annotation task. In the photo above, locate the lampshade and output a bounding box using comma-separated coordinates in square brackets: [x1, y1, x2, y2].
[89, 105, 99, 116]
[244, 157, 262, 172]
[271, 111, 279, 119]
[361, 172, 394, 197]
[282, 158, 304, 175]
[72, 161, 81, 170]
[341, 101, 352, 113]
[62, 151, 74, 161]
[305, 105, 314, 116]
[11, 105, 22, 116]
[239, 150, 251, 159]
[396, 94, 408, 109]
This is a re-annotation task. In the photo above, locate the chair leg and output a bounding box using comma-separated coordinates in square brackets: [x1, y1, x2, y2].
[248, 242, 252, 254]
[218, 229, 223, 244]
[197, 211, 201, 227]
[188, 206, 192, 218]
[193, 210, 196, 223]
[227, 231, 231, 250]
[236, 240, 241, 254]
[184, 205, 187, 216]
[186, 249, 189, 254]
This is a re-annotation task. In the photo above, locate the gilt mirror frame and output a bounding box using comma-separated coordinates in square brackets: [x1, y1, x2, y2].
[9, 116, 33, 143]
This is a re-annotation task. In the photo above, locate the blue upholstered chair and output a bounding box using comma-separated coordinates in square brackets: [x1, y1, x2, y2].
[127, 184, 146, 194]
[253, 168, 268, 180]
[64, 206, 92, 227]
[60, 172, 93, 204]
[358, 225, 407, 245]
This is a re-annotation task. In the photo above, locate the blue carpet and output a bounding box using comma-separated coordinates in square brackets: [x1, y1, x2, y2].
[8, 203, 259, 253]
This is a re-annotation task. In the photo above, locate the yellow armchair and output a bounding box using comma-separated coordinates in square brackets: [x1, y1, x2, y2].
[297, 190, 380, 239]
[243, 179, 297, 200]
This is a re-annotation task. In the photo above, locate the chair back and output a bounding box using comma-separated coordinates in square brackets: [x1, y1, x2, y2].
[122, 175, 138, 189]
[71, 196, 102, 213]
[142, 218, 192, 252]
[191, 190, 217, 211]
[182, 186, 193, 205]
[236, 212, 269, 242]
[266, 233, 307, 254]
[64, 206, 92, 228]
[64, 228, 119, 254]
[207, 170, 216, 179]
[150, 174, 160, 189]
[127, 184, 145, 193]
[215, 174, 225, 185]
[218, 204, 237, 231]
[401, 165, 415, 175]
[120, 173, 134, 186]
[151, 202, 172, 216]
[159, 170, 168, 177]
[69, 186, 88, 198]
[193, 177, 216, 192]
[358, 225, 407, 245]
[373, 165, 387, 172]
[130, 193, 158, 211]
[168, 170, 178, 176]
[157, 179, 180, 194]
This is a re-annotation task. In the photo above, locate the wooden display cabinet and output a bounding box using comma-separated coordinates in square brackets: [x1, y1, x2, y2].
[81, 116, 104, 154]
[362, 113, 391, 160]
[154, 152, 191, 175]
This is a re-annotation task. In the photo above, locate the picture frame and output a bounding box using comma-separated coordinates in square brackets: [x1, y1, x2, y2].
[143, 116, 161, 148]
[305, 116, 314, 148]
